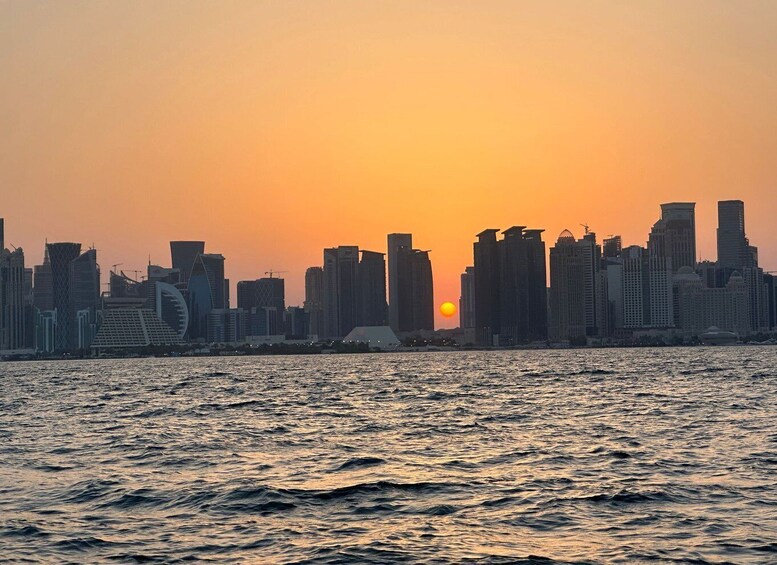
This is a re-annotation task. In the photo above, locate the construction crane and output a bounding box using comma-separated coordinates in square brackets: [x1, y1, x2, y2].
[580, 223, 590, 236]
[111, 263, 123, 274]
[264, 270, 287, 279]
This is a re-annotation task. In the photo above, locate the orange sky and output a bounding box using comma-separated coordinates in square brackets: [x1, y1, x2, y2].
[2, 1, 776, 328]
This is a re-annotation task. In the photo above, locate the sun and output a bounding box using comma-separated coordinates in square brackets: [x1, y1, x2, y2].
[440, 301, 457, 318]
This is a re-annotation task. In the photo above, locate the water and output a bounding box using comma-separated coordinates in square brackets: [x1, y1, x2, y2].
[1, 348, 776, 564]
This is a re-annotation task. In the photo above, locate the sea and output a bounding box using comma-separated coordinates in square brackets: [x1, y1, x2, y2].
[1, 348, 776, 564]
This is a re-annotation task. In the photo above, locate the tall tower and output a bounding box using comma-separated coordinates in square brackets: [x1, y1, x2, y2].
[0, 247, 26, 351]
[170, 241, 205, 285]
[648, 202, 696, 272]
[46, 242, 82, 351]
[304, 267, 324, 339]
[69, 249, 100, 350]
[717, 200, 752, 270]
[387, 233, 412, 332]
[459, 267, 475, 329]
[357, 251, 388, 327]
[323, 246, 359, 339]
[187, 253, 225, 340]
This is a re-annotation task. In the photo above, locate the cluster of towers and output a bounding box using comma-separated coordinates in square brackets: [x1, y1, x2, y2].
[0, 224, 435, 355]
[459, 199, 776, 345]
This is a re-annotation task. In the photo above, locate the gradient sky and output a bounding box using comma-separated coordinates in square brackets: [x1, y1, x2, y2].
[2, 1, 776, 328]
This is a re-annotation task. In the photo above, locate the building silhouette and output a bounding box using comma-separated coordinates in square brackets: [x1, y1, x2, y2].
[237, 276, 285, 337]
[322, 246, 360, 340]
[717, 200, 753, 271]
[170, 241, 205, 285]
[46, 242, 82, 351]
[387, 233, 412, 332]
[304, 267, 324, 339]
[0, 247, 27, 351]
[459, 266, 475, 329]
[187, 253, 226, 340]
[474, 227, 547, 346]
[549, 230, 588, 342]
[69, 249, 100, 350]
[648, 202, 696, 272]
[357, 250, 388, 327]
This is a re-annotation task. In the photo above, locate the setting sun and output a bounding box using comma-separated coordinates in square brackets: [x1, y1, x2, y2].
[440, 301, 457, 318]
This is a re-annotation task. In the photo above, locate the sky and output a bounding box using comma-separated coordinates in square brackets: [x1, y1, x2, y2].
[1, 1, 776, 328]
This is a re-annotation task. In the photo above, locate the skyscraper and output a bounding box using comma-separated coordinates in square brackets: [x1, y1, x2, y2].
[0, 247, 26, 351]
[357, 250, 388, 327]
[474, 227, 547, 346]
[499, 227, 548, 345]
[408, 249, 434, 332]
[717, 200, 752, 270]
[549, 230, 587, 342]
[69, 249, 100, 350]
[459, 266, 475, 329]
[237, 277, 285, 337]
[387, 233, 412, 332]
[170, 241, 205, 285]
[473, 229, 501, 346]
[304, 267, 324, 339]
[0, 218, 4, 252]
[602, 235, 622, 259]
[323, 246, 359, 339]
[621, 245, 674, 329]
[46, 242, 82, 351]
[648, 202, 696, 272]
[187, 253, 226, 340]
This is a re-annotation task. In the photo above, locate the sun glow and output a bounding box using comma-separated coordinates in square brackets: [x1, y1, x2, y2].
[440, 302, 457, 318]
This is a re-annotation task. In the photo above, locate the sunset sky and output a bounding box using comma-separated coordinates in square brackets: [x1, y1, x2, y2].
[2, 1, 776, 328]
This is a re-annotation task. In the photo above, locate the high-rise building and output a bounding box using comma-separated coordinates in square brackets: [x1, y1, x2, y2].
[0, 218, 4, 252]
[154, 282, 189, 338]
[187, 253, 226, 340]
[237, 277, 286, 337]
[621, 245, 674, 329]
[717, 200, 753, 270]
[46, 242, 82, 351]
[499, 227, 547, 345]
[69, 249, 100, 350]
[387, 233, 412, 332]
[357, 250, 388, 327]
[474, 227, 547, 346]
[323, 246, 359, 340]
[391, 242, 434, 333]
[304, 267, 324, 339]
[207, 308, 247, 343]
[473, 229, 501, 346]
[459, 266, 475, 329]
[602, 235, 622, 259]
[170, 241, 205, 285]
[549, 230, 587, 342]
[674, 267, 750, 337]
[0, 247, 27, 351]
[284, 306, 307, 338]
[648, 202, 696, 272]
[407, 249, 434, 332]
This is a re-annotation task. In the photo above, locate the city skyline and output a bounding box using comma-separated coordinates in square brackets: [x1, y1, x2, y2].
[1, 197, 775, 331]
[3, 2, 777, 329]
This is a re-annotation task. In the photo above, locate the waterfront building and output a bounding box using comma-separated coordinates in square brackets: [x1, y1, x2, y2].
[187, 253, 226, 340]
[92, 308, 183, 352]
[387, 233, 412, 332]
[0, 247, 27, 351]
[621, 246, 673, 329]
[304, 267, 324, 339]
[69, 249, 100, 350]
[357, 250, 388, 327]
[170, 241, 205, 285]
[459, 266, 475, 329]
[674, 267, 750, 337]
[473, 227, 547, 346]
[323, 246, 359, 339]
[602, 235, 622, 259]
[154, 282, 189, 338]
[717, 200, 753, 271]
[207, 308, 248, 343]
[648, 202, 696, 272]
[284, 306, 307, 339]
[46, 242, 82, 351]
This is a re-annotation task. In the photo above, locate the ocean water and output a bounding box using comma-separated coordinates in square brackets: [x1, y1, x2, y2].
[1, 348, 776, 564]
